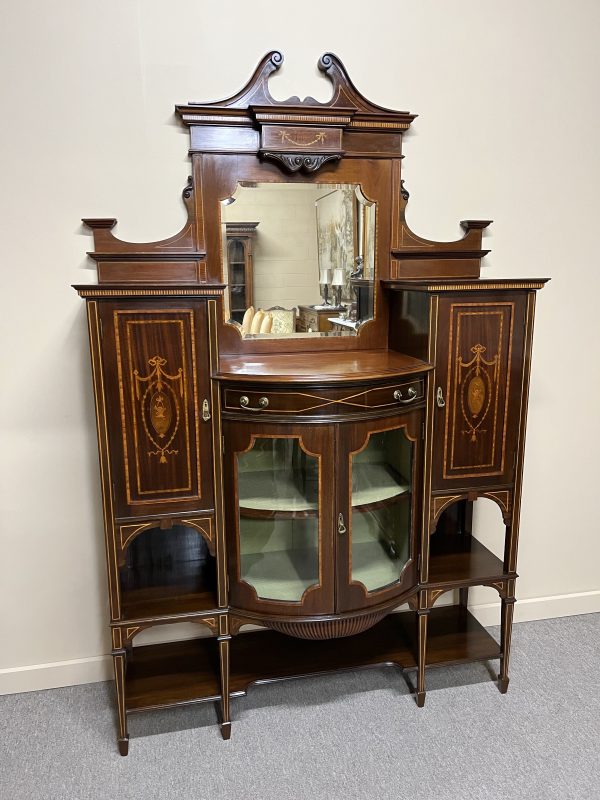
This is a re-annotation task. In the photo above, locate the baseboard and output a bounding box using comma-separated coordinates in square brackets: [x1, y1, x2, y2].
[0, 655, 113, 696]
[469, 589, 600, 627]
[1, 591, 599, 696]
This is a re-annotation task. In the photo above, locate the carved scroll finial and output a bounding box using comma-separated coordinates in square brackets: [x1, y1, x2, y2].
[182, 175, 193, 199]
[401, 180, 410, 201]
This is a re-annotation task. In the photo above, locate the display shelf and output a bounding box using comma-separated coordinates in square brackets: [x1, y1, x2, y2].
[126, 638, 221, 713]
[239, 469, 317, 513]
[241, 548, 318, 602]
[229, 605, 500, 695]
[428, 534, 507, 586]
[351, 539, 405, 591]
[352, 463, 409, 506]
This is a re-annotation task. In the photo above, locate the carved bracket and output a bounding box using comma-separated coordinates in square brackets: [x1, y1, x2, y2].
[117, 515, 215, 566]
[261, 151, 342, 174]
[430, 490, 513, 530]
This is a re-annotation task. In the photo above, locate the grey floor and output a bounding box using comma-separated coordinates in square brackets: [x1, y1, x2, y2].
[1, 614, 599, 800]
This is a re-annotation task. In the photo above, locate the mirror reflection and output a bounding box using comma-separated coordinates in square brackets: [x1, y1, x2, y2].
[221, 183, 376, 337]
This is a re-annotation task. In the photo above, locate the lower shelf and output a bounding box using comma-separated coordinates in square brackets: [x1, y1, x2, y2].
[121, 606, 500, 714]
[229, 606, 500, 695]
[125, 639, 221, 713]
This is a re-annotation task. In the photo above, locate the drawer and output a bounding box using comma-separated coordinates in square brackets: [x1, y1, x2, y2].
[222, 378, 424, 418]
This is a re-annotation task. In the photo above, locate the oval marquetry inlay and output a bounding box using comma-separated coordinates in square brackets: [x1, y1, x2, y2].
[467, 375, 486, 417]
[150, 390, 172, 437]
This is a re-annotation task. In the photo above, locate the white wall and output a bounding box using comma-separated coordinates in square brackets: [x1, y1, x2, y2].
[1, 0, 599, 693]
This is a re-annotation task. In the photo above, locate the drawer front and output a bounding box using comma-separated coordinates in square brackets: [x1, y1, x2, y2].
[223, 378, 424, 418]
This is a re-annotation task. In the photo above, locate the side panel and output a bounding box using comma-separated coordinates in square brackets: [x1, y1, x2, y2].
[432, 294, 526, 489]
[100, 300, 214, 517]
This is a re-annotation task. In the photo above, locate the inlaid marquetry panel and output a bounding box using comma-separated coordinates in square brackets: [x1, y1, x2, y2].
[432, 295, 527, 489]
[100, 302, 214, 516]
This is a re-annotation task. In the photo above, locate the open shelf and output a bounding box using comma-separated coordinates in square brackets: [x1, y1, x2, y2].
[229, 606, 500, 695]
[121, 581, 218, 621]
[119, 525, 218, 622]
[126, 638, 221, 713]
[428, 534, 506, 586]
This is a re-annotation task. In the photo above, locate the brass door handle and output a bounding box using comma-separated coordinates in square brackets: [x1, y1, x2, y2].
[436, 387, 446, 408]
[239, 395, 269, 410]
[202, 399, 211, 422]
[338, 513, 347, 535]
[393, 387, 417, 404]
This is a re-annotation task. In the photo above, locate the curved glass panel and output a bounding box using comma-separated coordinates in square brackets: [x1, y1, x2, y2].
[350, 428, 412, 592]
[237, 437, 320, 601]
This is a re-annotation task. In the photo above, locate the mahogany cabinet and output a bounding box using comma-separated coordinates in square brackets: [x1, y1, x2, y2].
[75, 52, 547, 753]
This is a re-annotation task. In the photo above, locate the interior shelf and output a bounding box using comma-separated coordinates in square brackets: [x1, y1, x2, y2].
[241, 548, 318, 602]
[229, 606, 500, 695]
[126, 638, 221, 713]
[239, 468, 317, 513]
[238, 463, 408, 516]
[352, 463, 409, 507]
[351, 539, 405, 590]
[428, 534, 506, 586]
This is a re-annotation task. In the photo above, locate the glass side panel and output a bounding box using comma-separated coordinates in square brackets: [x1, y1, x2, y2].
[237, 437, 319, 602]
[350, 428, 412, 592]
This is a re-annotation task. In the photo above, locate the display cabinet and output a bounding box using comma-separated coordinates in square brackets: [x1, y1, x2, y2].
[224, 222, 257, 324]
[75, 52, 547, 753]
[223, 409, 421, 630]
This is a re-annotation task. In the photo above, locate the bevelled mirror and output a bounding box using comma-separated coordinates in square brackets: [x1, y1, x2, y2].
[221, 182, 376, 337]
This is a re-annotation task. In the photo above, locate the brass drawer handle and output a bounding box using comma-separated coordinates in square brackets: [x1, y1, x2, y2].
[436, 387, 446, 408]
[393, 386, 418, 404]
[202, 399, 211, 422]
[338, 513, 347, 535]
[239, 395, 269, 410]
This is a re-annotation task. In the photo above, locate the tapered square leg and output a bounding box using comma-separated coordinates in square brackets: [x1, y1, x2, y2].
[416, 609, 429, 707]
[218, 634, 232, 739]
[113, 653, 129, 756]
[498, 597, 515, 694]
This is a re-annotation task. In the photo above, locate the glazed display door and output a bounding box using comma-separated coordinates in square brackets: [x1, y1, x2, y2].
[336, 413, 421, 612]
[224, 422, 335, 616]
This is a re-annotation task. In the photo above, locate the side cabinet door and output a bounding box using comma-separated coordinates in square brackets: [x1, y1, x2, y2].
[99, 301, 214, 517]
[432, 294, 527, 490]
[336, 412, 421, 614]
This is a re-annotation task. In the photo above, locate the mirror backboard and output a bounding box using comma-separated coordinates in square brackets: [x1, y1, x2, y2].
[221, 182, 376, 338]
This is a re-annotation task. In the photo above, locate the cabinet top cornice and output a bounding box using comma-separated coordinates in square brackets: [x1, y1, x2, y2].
[175, 51, 416, 134]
